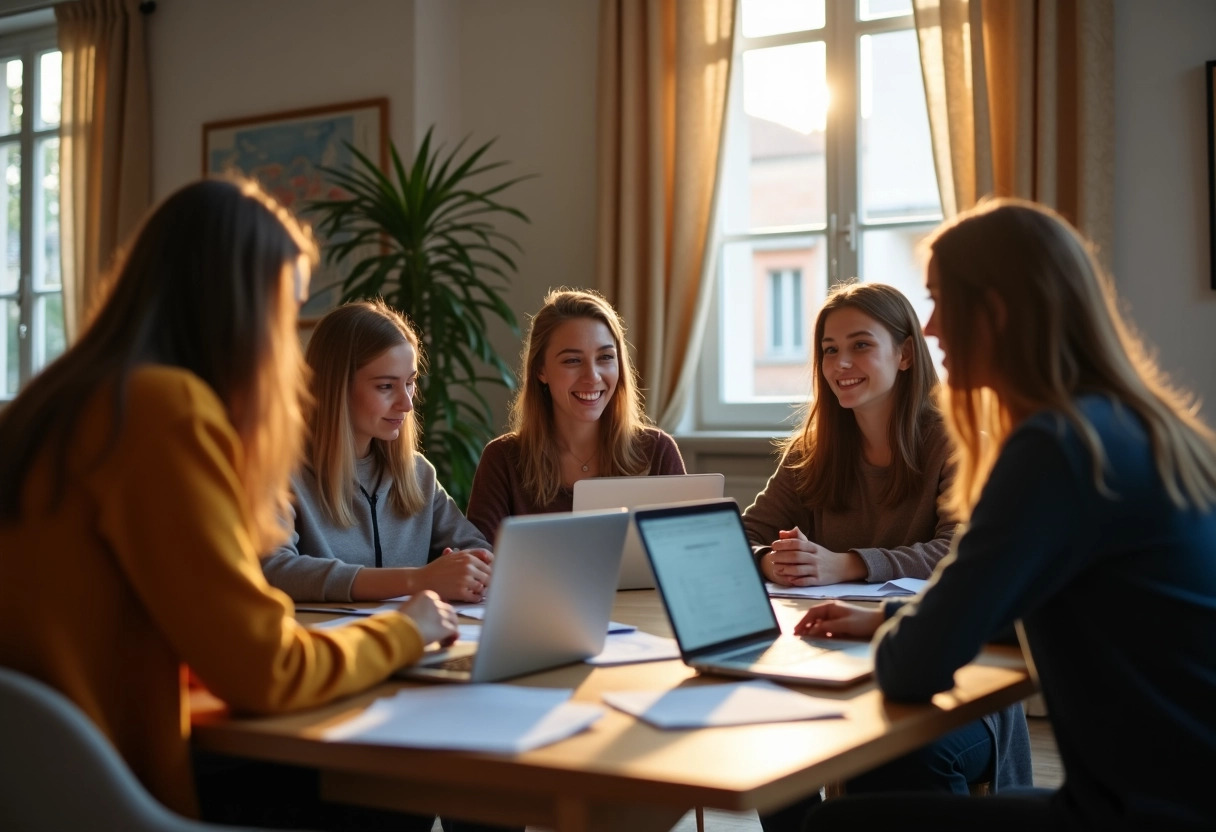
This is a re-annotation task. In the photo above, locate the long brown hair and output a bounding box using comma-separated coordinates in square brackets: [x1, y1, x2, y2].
[508, 288, 650, 507]
[0, 176, 316, 552]
[926, 197, 1216, 518]
[784, 281, 941, 510]
[303, 299, 427, 524]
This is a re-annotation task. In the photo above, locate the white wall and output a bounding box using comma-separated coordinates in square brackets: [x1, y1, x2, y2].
[147, 0, 1215, 436]
[149, 0, 418, 201]
[149, 0, 600, 432]
[1113, 0, 1216, 418]
[454, 0, 601, 426]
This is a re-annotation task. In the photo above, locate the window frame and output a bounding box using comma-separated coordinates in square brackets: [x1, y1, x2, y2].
[695, 0, 939, 431]
[0, 24, 60, 403]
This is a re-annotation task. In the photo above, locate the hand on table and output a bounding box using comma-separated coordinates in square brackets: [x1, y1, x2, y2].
[418, 547, 494, 602]
[398, 590, 458, 646]
[794, 601, 883, 639]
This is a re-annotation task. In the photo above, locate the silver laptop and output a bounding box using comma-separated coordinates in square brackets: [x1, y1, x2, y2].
[397, 508, 629, 683]
[572, 473, 725, 590]
[634, 499, 873, 687]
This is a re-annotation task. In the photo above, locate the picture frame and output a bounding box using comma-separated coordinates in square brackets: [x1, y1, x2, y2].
[202, 97, 389, 320]
[1207, 61, 1216, 290]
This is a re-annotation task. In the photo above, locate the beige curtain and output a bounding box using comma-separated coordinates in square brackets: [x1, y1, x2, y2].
[56, 0, 152, 342]
[912, 0, 1114, 261]
[595, 0, 734, 429]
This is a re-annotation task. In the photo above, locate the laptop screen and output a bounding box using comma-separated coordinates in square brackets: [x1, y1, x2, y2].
[635, 502, 779, 653]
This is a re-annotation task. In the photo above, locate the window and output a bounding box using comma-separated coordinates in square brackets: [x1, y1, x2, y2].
[697, 0, 942, 429]
[0, 27, 61, 402]
[768, 268, 804, 357]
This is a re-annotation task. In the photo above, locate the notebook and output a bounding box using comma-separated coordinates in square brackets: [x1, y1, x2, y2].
[396, 508, 630, 683]
[571, 473, 726, 590]
[633, 499, 873, 687]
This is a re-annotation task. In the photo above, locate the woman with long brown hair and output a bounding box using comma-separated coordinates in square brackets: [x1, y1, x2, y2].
[466, 287, 685, 540]
[799, 199, 1216, 831]
[262, 299, 493, 603]
[0, 177, 456, 827]
[745, 281, 1030, 832]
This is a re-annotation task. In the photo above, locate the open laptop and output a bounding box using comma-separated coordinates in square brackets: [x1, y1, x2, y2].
[634, 499, 873, 687]
[572, 473, 725, 590]
[396, 508, 629, 683]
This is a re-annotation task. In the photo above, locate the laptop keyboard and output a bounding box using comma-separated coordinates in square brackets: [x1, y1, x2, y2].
[437, 654, 475, 672]
[722, 638, 830, 666]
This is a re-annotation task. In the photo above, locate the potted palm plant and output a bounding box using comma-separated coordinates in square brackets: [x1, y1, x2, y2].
[308, 127, 531, 509]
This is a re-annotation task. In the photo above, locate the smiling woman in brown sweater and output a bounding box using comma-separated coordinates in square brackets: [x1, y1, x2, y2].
[741, 282, 1030, 832]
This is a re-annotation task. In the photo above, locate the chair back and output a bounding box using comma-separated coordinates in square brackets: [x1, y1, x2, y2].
[0, 666, 253, 831]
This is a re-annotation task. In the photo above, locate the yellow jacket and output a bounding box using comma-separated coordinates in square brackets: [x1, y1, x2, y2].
[0, 366, 424, 816]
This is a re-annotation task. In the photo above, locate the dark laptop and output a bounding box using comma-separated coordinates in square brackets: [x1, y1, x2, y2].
[633, 499, 873, 687]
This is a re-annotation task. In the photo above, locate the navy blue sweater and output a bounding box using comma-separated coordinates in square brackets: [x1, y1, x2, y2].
[875, 396, 1216, 830]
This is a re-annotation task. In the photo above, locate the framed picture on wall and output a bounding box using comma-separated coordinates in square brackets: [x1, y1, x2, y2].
[202, 97, 388, 320]
[1207, 61, 1216, 290]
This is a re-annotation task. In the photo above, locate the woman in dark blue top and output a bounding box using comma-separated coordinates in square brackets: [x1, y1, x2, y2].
[795, 198, 1216, 831]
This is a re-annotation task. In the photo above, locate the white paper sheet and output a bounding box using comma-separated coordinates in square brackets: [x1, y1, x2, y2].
[323, 685, 604, 753]
[586, 631, 681, 666]
[602, 679, 844, 729]
[452, 603, 635, 634]
[765, 577, 927, 600]
[308, 617, 481, 643]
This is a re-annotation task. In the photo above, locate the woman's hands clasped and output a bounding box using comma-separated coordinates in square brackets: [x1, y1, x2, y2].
[419, 547, 494, 603]
[761, 527, 867, 586]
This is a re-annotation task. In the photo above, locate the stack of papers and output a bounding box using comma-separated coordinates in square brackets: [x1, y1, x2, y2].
[765, 577, 927, 601]
[323, 685, 604, 753]
[602, 679, 844, 729]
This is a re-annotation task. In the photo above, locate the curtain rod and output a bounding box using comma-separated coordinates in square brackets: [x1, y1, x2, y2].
[0, 0, 156, 15]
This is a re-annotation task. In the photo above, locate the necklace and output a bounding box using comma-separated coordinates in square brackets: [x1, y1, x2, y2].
[567, 448, 595, 472]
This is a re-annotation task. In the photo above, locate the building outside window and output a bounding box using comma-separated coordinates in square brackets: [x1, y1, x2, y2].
[0, 25, 61, 402]
[698, 0, 942, 429]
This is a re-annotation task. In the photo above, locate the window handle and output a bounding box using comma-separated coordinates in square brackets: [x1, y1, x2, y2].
[840, 212, 858, 253]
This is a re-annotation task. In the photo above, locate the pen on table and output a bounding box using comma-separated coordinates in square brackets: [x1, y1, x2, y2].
[294, 606, 365, 614]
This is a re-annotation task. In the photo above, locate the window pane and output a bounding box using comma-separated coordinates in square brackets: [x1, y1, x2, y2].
[859, 225, 944, 371]
[721, 237, 826, 401]
[741, 0, 824, 37]
[1, 58, 20, 135]
[35, 136, 59, 291]
[2, 297, 16, 397]
[34, 292, 63, 373]
[859, 0, 912, 21]
[859, 30, 940, 221]
[38, 50, 60, 128]
[724, 42, 827, 232]
[0, 143, 19, 294]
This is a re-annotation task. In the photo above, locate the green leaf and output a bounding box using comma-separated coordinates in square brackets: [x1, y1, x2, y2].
[303, 127, 530, 499]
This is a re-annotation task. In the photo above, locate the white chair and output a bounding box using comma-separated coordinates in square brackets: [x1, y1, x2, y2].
[0, 666, 275, 832]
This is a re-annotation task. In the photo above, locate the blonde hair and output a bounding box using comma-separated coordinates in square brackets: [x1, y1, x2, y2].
[926, 197, 1216, 519]
[784, 281, 942, 510]
[303, 299, 427, 525]
[0, 177, 316, 553]
[508, 288, 650, 507]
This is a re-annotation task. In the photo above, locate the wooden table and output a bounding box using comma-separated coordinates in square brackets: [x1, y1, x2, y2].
[191, 592, 1034, 832]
